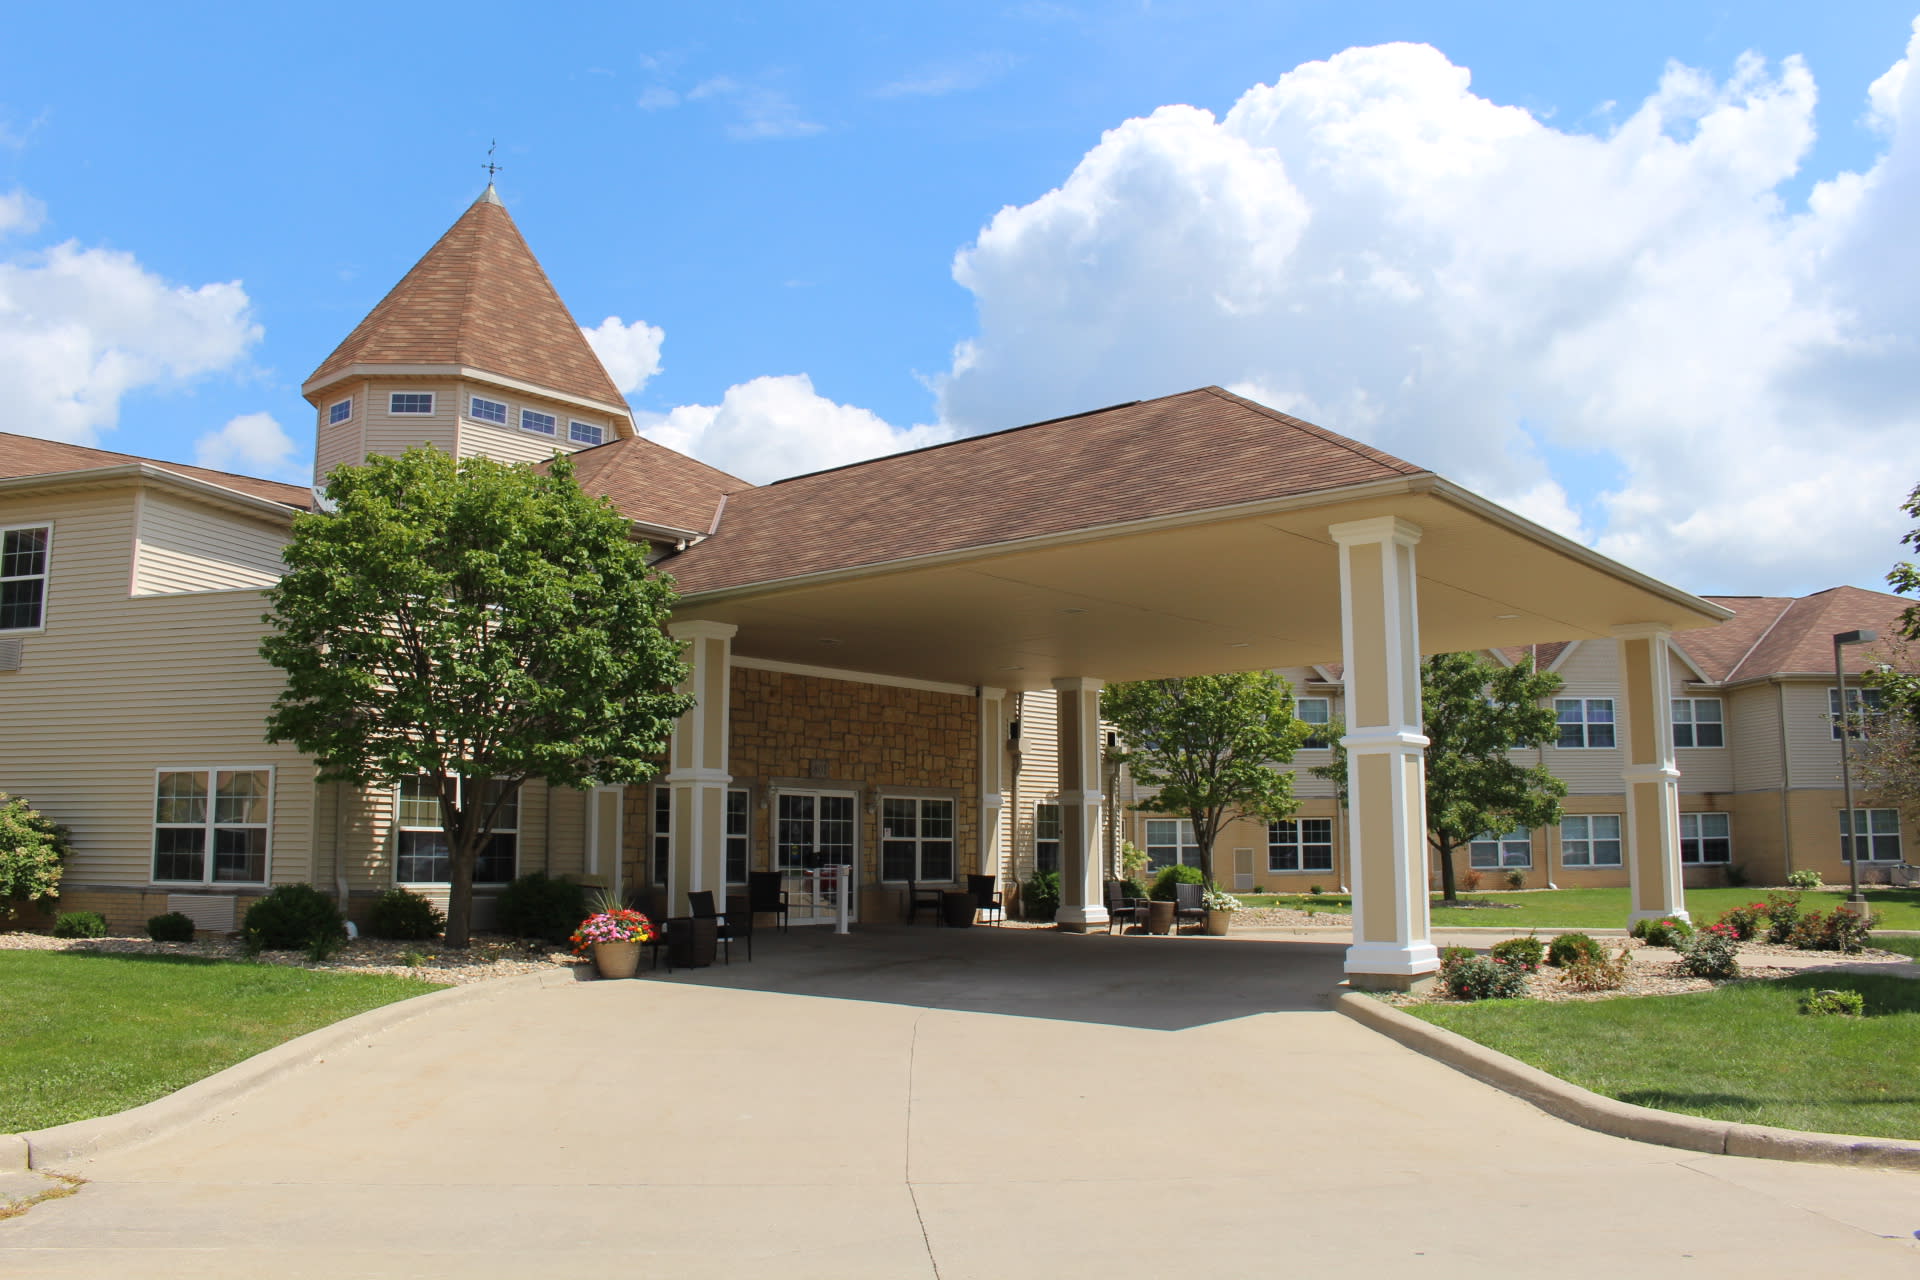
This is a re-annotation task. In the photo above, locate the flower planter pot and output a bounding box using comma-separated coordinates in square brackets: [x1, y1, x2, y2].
[1204, 909, 1232, 937]
[941, 891, 977, 928]
[1145, 900, 1175, 935]
[591, 939, 642, 979]
[667, 916, 718, 968]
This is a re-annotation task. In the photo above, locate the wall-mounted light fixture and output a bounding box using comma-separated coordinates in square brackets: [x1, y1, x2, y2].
[1007, 719, 1022, 746]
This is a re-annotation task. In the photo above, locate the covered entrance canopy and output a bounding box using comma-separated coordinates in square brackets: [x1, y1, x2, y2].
[647, 388, 1731, 989]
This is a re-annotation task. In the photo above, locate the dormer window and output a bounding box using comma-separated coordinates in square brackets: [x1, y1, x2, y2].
[390, 393, 434, 415]
[520, 409, 557, 436]
[328, 398, 352, 426]
[569, 420, 604, 446]
[470, 396, 508, 425]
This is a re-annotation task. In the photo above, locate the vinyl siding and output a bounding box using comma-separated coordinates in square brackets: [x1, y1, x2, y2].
[1726, 683, 1784, 791]
[363, 382, 459, 460]
[1782, 679, 1848, 788]
[454, 382, 610, 465]
[313, 399, 365, 486]
[1009, 688, 1060, 883]
[1540, 638, 1626, 793]
[132, 490, 289, 595]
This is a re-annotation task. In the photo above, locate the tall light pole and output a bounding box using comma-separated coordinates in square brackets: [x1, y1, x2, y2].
[1834, 628, 1878, 908]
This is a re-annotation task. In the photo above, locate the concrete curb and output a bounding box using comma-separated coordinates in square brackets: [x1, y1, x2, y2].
[1333, 988, 1920, 1172]
[5, 966, 585, 1173]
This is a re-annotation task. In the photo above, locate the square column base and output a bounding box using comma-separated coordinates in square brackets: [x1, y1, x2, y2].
[1055, 905, 1110, 933]
[1346, 971, 1438, 994]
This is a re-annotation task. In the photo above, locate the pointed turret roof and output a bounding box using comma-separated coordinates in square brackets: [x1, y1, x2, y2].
[304, 189, 628, 411]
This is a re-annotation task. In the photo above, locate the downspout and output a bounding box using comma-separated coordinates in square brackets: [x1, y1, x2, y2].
[1775, 679, 1795, 878]
[332, 781, 350, 928]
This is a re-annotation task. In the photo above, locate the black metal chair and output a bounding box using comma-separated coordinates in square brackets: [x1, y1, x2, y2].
[966, 874, 1004, 925]
[1103, 881, 1144, 934]
[1173, 881, 1206, 933]
[747, 871, 791, 933]
[687, 890, 750, 962]
[904, 880, 945, 925]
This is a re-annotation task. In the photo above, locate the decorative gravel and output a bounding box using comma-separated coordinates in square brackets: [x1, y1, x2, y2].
[0, 931, 584, 986]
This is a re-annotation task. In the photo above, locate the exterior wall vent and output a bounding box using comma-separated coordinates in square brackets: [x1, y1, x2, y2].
[166, 894, 238, 933]
[0, 638, 22, 672]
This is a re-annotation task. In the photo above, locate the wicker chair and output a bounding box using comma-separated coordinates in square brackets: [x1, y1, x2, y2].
[1103, 881, 1144, 934]
[1173, 881, 1207, 933]
[966, 874, 1004, 925]
[904, 880, 945, 925]
[687, 890, 750, 962]
[747, 871, 790, 933]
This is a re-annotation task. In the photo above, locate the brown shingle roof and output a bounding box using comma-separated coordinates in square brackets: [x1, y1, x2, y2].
[1687, 588, 1917, 682]
[305, 189, 627, 410]
[0, 431, 310, 509]
[664, 386, 1425, 595]
[544, 436, 752, 536]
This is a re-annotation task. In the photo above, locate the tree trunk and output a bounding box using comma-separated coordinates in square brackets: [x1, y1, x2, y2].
[1435, 836, 1459, 903]
[444, 842, 475, 949]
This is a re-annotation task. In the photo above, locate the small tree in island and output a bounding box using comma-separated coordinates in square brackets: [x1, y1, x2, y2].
[1101, 671, 1308, 887]
[1316, 651, 1566, 902]
[261, 447, 692, 948]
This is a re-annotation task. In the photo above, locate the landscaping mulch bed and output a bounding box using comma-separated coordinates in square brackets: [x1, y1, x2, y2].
[0, 931, 583, 986]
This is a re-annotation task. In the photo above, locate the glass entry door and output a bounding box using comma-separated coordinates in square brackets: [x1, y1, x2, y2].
[775, 791, 859, 922]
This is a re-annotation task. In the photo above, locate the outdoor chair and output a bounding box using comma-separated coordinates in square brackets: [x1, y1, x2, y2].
[966, 874, 1004, 925]
[904, 880, 946, 925]
[747, 871, 791, 932]
[687, 890, 750, 962]
[1103, 881, 1144, 934]
[1173, 882, 1207, 933]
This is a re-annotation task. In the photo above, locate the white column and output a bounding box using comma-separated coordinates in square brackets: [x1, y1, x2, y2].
[665, 620, 736, 917]
[1331, 517, 1438, 991]
[1615, 625, 1687, 925]
[1052, 676, 1110, 932]
[978, 687, 1008, 887]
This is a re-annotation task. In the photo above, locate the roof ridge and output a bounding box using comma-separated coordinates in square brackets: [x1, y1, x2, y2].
[1723, 597, 1799, 683]
[1199, 385, 1426, 476]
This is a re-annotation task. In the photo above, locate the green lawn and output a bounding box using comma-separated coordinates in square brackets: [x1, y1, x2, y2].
[0, 952, 444, 1133]
[1407, 972, 1920, 1139]
[1242, 886, 1920, 931]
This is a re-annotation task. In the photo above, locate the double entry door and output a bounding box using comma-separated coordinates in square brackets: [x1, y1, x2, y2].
[775, 791, 859, 923]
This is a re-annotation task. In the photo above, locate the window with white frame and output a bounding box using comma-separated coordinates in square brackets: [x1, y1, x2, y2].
[651, 786, 752, 884]
[1678, 811, 1732, 864]
[152, 769, 270, 884]
[1296, 696, 1332, 748]
[395, 776, 516, 884]
[1469, 829, 1532, 869]
[328, 398, 352, 425]
[1840, 809, 1902, 863]
[1144, 818, 1201, 870]
[1671, 698, 1724, 748]
[1, 525, 51, 631]
[1268, 818, 1333, 872]
[389, 392, 434, 415]
[1034, 801, 1061, 874]
[1555, 698, 1615, 749]
[881, 796, 955, 882]
[1559, 814, 1622, 867]
[469, 395, 508, 425]
[1829, 686, 1887, 739]
[520, 408, 557, 436]
[568, 420, 604, 446]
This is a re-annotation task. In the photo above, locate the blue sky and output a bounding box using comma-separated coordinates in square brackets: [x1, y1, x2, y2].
[3, 2, 1918, 597]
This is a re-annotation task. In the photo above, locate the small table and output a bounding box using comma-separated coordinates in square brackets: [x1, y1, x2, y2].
[1144, 900, 1176, 935]
[650, 916, 719, 970]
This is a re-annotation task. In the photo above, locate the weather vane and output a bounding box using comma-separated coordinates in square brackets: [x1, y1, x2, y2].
[482, 140, 503, 181]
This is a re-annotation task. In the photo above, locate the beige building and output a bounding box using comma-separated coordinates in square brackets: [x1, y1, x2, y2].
[1, 185, 1758, 988]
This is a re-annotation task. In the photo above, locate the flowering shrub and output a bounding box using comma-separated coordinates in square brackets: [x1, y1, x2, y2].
[1677, 926, 1740, 979]
[1788, 906, 1878, 953]
[1786, 868, 1823, 890]
[1631, 916, 1694, 948]
[1714, 902, 1767, 942]
[1763, 892, 1802, 944]
[1201, 887, 1240, 912]
[1489, 935, 1544, 972]
[568, 907, 656, 955]
[1559, 947, 1632, 992]
[1546, 932, 1602, 968]
[1439, 953, 1528, 1001]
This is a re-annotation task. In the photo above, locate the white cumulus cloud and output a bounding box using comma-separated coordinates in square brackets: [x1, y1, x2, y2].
[193, 411, 303, 481]
[0, 188, 44, 237]
[636, 373, 950, 484]
[936, 29, 1920, 595]
[0, 208, 262, 446]
[582, 314, 665, 394]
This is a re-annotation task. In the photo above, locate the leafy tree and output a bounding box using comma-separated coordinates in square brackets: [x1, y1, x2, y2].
[1316, 652, 1566, 902]
[1861, 482, 1920, 805]
[0, 793, 70, 917]
[1101, 671, 1306, 886]
[261, 446, 692, 947]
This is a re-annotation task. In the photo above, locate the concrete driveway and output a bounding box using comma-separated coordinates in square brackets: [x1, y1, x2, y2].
[4, 925, 1917, 1278]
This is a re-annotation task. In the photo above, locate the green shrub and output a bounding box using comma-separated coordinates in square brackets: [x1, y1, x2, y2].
[1559, 946, 1631, 992]
[1786, 868, 1823, 890]
[242, 883, 346, 954]
[1631, 916, 1694, 948]
[1763, 892, 1803, 944]
[494, 872, 587, 943]
[1490, 935, 1544, 972]
[1439, 953, 1528, 1001]
[145, 912, 196, 942]
[1438, 944, 1476, 968]
[1714, 901, 1767, 942]
[1022, 870, 1061, 921]
[1149, 864, 1205, 901]
[1678, 926, 1741, 979]
[1308, 884, 1324, 895]
[1799, 988, 1865, 1017]
[0, 792, 71, 910]
[1546, 932, 1602, 968]
[366, 888, 444, 941]
[1789, 906, 1878, 954]
[1118, 876, 1149, 902]
[51, 910, 107, 939]
[1503, 869, 1526, 890]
